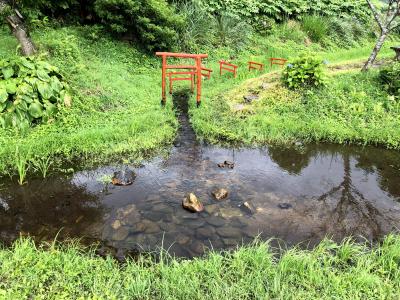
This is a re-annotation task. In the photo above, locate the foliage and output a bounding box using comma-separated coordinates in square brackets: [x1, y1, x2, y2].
[1, 235, 400, 298]
[0, 26, 177, 177]
[94, 0, 184, 51]
[201, 0, 370, 23]
[301, 15, 329, 43]
[379, 61, 400, 98]
[0, 56, 71, 130]
[282, 55, 327, 89]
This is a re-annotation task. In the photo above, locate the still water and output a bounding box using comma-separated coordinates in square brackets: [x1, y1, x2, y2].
[0, 93, 399, 258]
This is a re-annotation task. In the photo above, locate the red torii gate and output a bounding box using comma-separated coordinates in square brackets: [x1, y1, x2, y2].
[156, 52, 208, 107]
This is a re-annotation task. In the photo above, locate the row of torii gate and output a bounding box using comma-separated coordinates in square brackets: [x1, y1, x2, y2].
[156, 52, 287, 107]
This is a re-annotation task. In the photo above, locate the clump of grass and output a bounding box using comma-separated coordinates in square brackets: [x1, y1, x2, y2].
[0, 236, 400, 298]
[14, 146, 30, 185]
[301, 15, 329, 43]
[31, 156, 53, 178]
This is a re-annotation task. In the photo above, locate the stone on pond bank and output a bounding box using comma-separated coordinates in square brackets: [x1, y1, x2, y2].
[212, 188, 229, 201]
[182, 193, 204, 213]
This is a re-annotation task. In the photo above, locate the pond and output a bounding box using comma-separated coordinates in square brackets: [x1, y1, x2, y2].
[0, 92, 399, 258]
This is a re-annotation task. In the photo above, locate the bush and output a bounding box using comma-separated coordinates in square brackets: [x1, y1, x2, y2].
[94, 0, 184, 51]
[379, 62, 400, 98]
[282, 54, 327, 89]
[301, 15, 328, 43]
[0, 57, 71, 130]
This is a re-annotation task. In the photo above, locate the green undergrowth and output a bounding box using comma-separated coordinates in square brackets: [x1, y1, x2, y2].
[0, 26, 178, 177]
[0, 25, 398, 178]
[0, 236, 400, 299]
[190, 43, 400, 149]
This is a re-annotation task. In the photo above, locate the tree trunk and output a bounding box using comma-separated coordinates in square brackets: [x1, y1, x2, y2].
[0, 0, 36, 56]
[362, 31, 387, 71]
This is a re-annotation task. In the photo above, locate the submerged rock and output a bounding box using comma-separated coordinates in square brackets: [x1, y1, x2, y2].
[204, 204, 219, 215]
[278, 203, 293, 210]
[239, 201, 256, 215]
[212, 188, 229, 201]
[111, 168, 136, 186]
[111, 227, 129, 241]
[182, 193, 204, 213]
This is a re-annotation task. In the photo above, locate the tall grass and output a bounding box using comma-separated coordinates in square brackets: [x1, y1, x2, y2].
[0, 236, 400, 298]
[301, 15, 329, 43]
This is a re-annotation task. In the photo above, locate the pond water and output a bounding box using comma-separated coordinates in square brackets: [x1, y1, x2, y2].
[0, 92, 399, 258]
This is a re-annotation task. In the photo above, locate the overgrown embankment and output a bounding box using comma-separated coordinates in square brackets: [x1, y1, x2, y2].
[191, 54, 400, 149]
[1, 236, 400, 299]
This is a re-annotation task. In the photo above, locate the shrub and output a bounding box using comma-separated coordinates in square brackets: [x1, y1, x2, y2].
[301, 15, 329, 43]
[94, 0, 184, 51]
[379, 62, 400, 98]
[282, 54, 327, 89]
[0, 57, 71, 130]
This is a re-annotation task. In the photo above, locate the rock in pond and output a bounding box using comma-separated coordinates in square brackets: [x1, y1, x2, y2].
[278, 203, 293, 210]
[111, 227, 129, 241]
[111, 168, 136, 186]
[212, 188, 229, 201]
[217, 161, 235, 169]
[182, 193, 204, 213]
[239, 201, 256, 215]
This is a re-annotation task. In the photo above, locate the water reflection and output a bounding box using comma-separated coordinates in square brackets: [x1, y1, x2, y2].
[0, 92, 399, 257]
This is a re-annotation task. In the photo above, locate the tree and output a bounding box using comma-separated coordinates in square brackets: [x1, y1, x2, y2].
[363, 0, 400, 71]
[0, 0, 36, 56]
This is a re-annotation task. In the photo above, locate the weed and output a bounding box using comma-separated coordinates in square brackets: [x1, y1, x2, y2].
[31, 155, 53, 178]
[14, 146, 30, 185]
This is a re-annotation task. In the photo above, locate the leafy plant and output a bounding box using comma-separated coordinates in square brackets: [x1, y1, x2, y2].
[379, 61, 400, 98]
[31, 155, 53, 178]
[282, 54, 327, 89]
[0, 56, 71, 130]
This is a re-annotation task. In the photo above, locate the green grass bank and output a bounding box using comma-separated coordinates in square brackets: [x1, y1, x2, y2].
[0, 25, 399, 179]
[0, 236, 400, 299]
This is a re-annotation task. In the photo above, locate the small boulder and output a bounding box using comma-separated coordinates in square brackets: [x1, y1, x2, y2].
[260, 82, 270, 90]
[217, 161, 235, 169]
[243, 94, 259, 103]
[111, 168, 136, 186]
[212, 188, 229, 201]
[239, 201, 256, 215]
[182, 193, 204, 213]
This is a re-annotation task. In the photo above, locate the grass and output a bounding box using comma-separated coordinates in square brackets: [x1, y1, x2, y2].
[190, 43, 400, 149]
[0, 25, 398, 179]
[0, 236, 399, 299]
[0, 26, 178, 178]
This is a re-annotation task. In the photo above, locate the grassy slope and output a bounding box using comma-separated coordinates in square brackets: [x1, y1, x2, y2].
[190, 40, 400, 148]
[0, 236, 400, 299]
[0, 26, 177, 176]
[0, 25, 399, 176]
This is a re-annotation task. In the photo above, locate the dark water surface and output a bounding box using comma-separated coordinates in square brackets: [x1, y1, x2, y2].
[0, 92, 400, 258]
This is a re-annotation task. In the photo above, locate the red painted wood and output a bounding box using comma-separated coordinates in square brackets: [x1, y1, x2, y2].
[269, 58, 287, 67]
[219, 61, 238, 78]
[248, 61, 264, 71]
[155, 52, 208, 104]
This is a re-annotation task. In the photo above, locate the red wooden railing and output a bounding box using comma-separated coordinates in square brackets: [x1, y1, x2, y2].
[248, 61, 264, 72]
[219, 61, 238, 78]
[269, 58, 287, 67]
